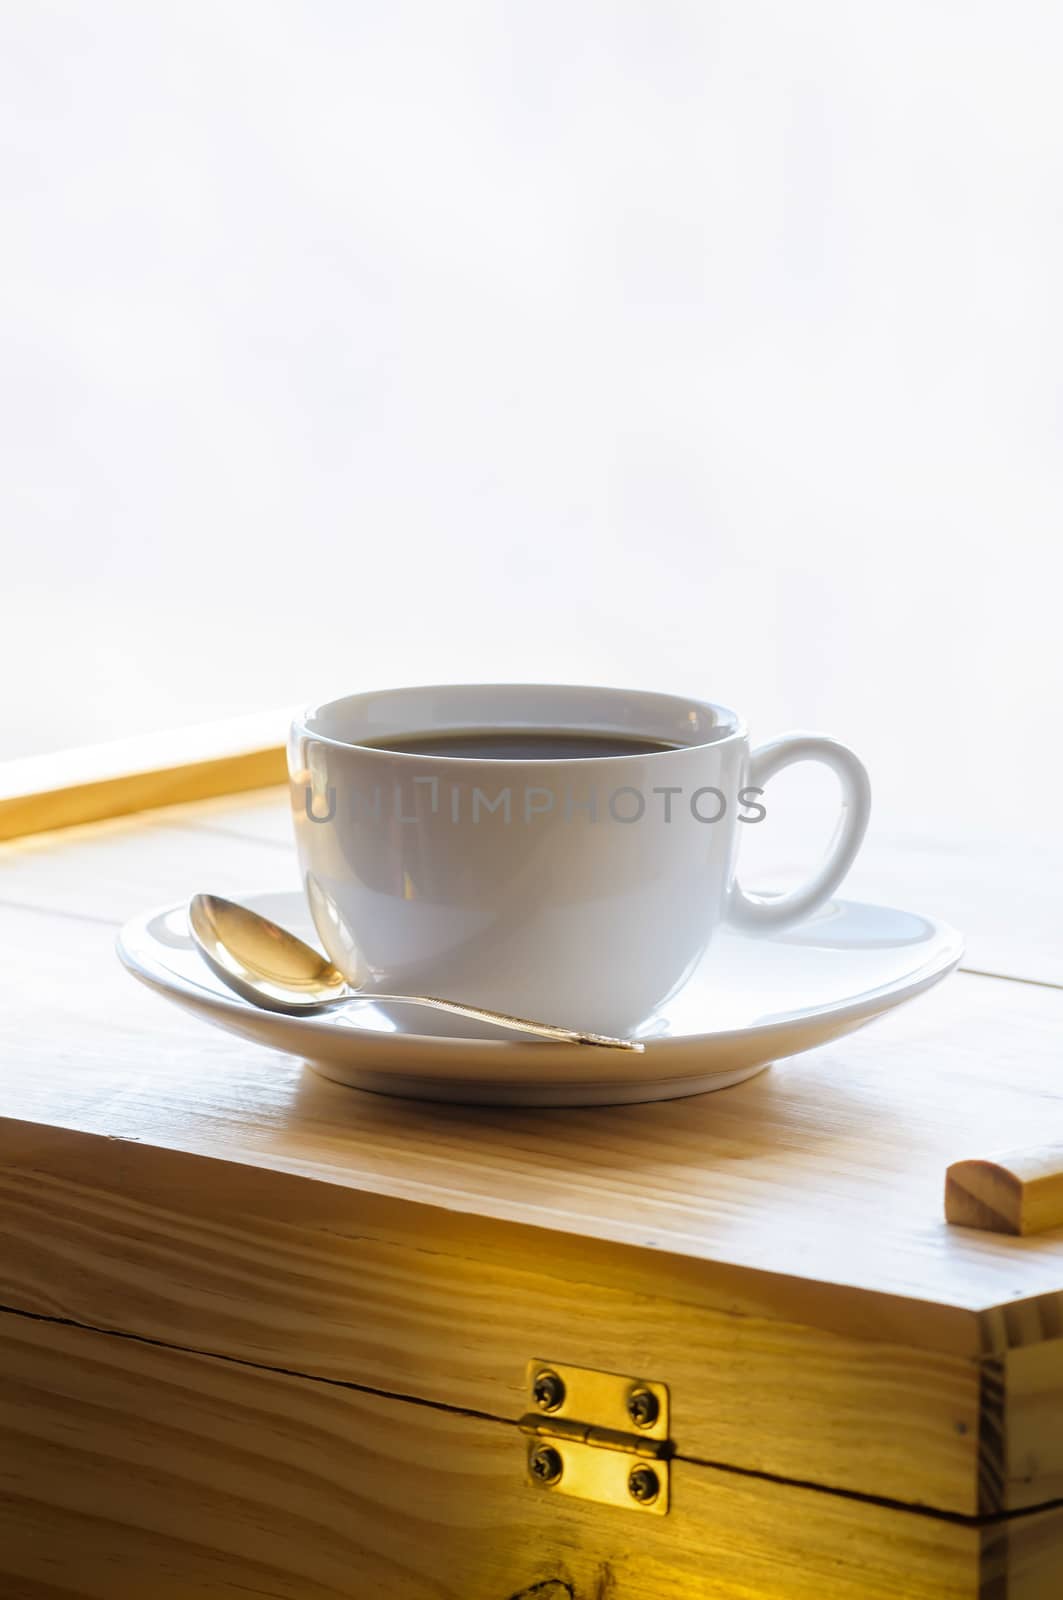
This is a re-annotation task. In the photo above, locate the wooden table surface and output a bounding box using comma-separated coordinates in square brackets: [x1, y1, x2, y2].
[2, 780, 1063, 1598]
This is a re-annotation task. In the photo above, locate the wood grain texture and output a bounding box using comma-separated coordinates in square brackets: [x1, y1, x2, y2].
[1003, 1338, 1063, 1511]
[0, 1155, 983, 1513]
[946, 1148, 1063, 1236]
[0, 716, 287, 842]
[0, 1308, 1005, 1600]
[997, 1500, 1063, 1600]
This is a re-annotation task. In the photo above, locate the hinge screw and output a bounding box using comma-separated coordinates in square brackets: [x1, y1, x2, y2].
[628, 1465, 660, 1505]
[532, 1369, 566, 1413]
[528, 1444, 564, 1487]
[626, 1386, 660, 1430]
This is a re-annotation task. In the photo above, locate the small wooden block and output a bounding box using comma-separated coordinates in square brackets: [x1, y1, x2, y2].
[946, 1146, 1063, 1235]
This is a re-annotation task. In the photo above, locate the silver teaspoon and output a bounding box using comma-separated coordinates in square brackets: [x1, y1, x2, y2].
[188, 894, 643, 1051]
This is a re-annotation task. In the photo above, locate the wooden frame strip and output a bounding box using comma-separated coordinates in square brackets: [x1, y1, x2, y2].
[0, 712, 289, 842]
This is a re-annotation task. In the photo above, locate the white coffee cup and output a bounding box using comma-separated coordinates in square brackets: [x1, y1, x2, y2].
[288, 683, 870, 1035]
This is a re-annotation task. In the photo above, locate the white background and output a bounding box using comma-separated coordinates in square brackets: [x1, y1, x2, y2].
[2, 1, 1061, 846]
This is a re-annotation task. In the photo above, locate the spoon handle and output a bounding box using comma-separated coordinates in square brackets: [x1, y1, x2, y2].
[343, 991, 643, 1052]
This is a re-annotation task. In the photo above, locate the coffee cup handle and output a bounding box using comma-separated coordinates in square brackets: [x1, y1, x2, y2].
[728, 733, 871, 932]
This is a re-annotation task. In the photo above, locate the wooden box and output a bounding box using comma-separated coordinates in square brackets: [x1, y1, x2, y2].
[2, 734, 1063, 1597]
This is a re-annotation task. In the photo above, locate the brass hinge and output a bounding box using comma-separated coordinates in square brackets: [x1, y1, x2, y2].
[520, 1359, 672, 1515]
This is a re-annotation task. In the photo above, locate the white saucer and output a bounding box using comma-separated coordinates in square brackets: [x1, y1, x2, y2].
[116, 891, 963, 1107]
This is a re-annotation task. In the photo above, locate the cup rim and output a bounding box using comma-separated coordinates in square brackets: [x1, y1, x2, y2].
[291, 681, 748, 764]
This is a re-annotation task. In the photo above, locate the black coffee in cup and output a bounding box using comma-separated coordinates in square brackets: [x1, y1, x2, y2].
[360, 729, 683, 760]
